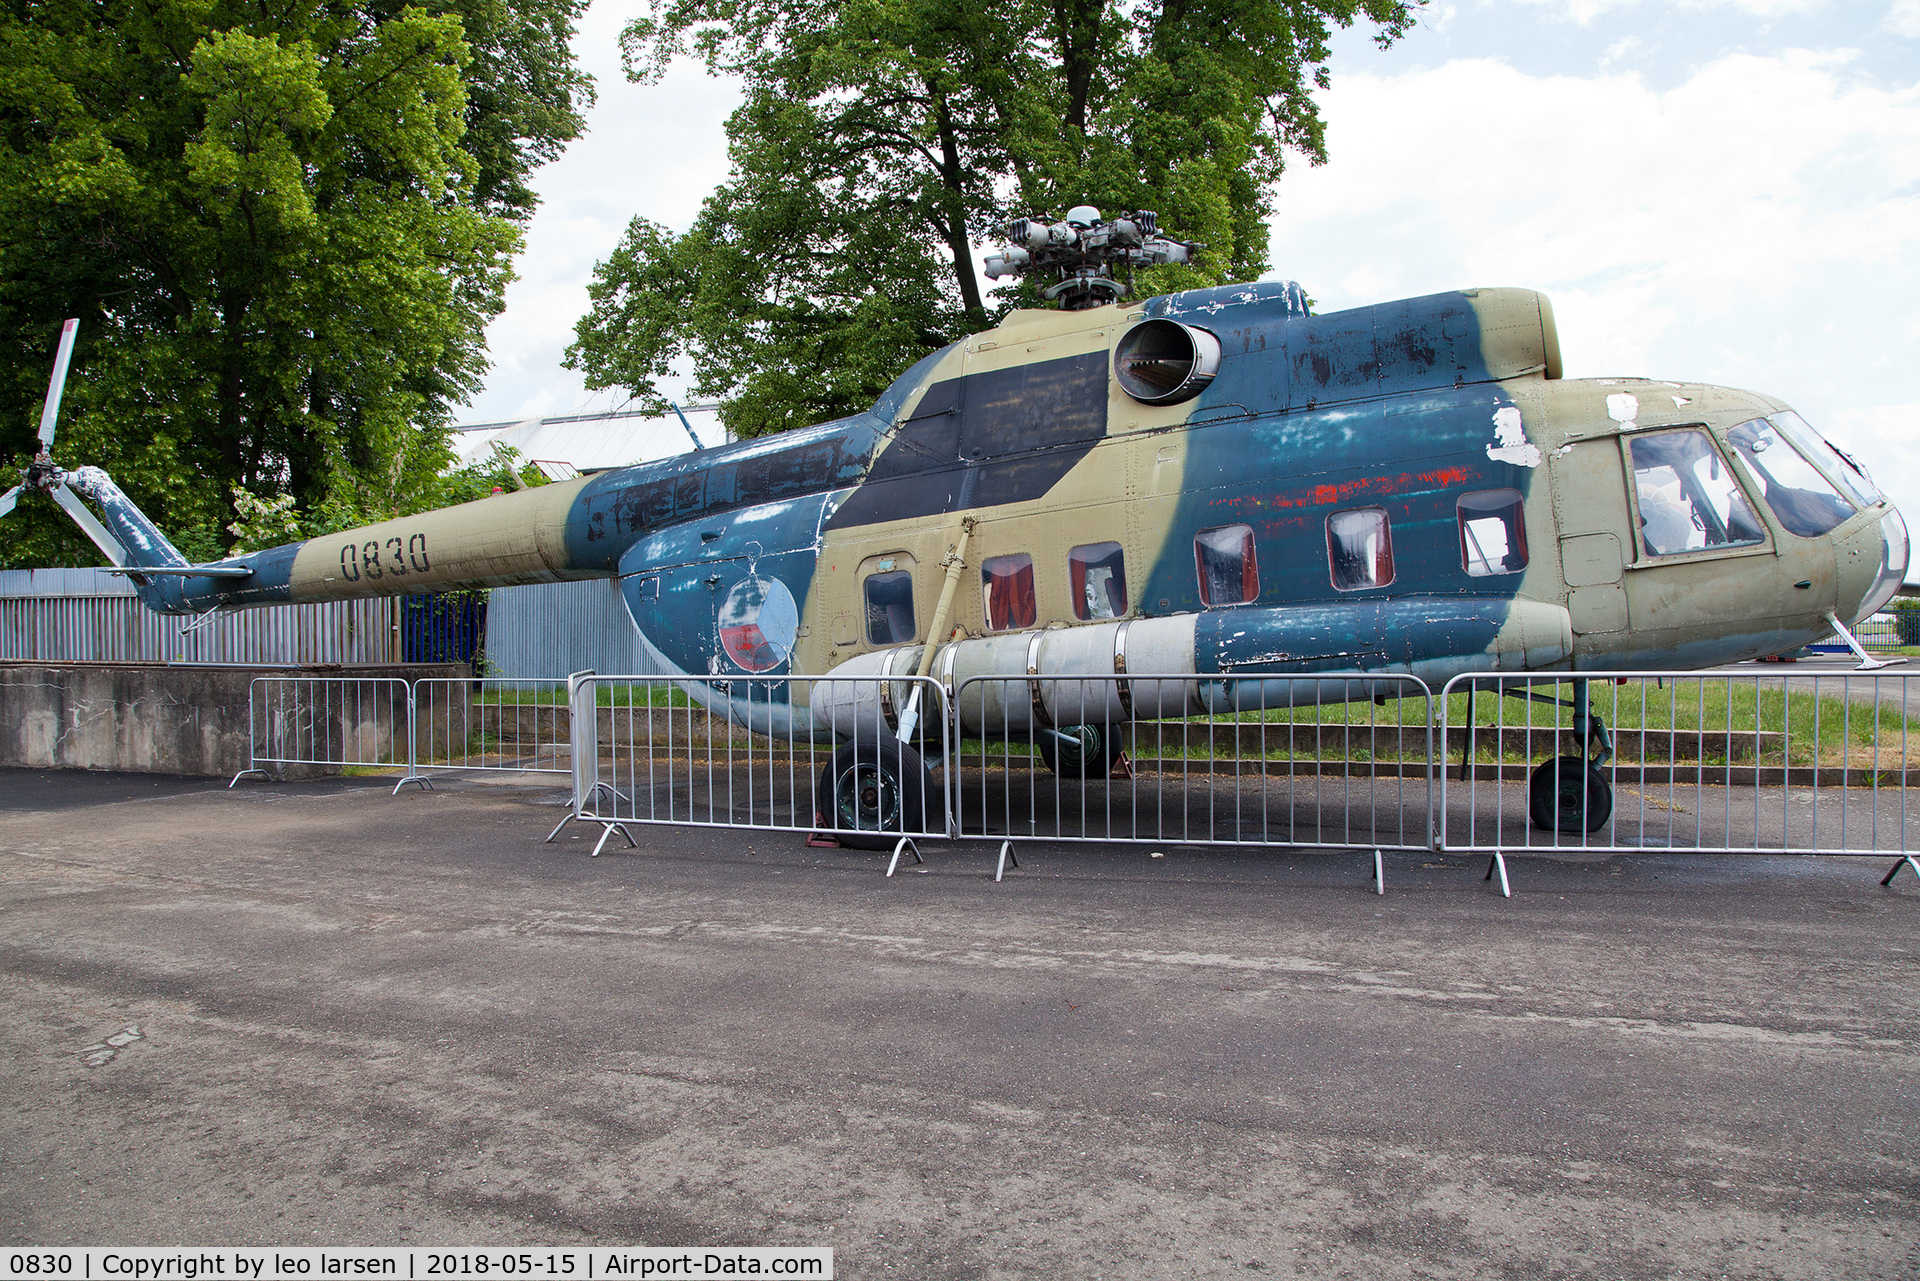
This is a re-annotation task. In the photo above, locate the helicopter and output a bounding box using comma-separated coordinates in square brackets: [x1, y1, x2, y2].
[5, 207, 1909, 841]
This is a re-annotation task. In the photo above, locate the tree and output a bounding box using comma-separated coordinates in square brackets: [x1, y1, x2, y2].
[568, 0, 1419, 439]
[0, 0, 591, 568]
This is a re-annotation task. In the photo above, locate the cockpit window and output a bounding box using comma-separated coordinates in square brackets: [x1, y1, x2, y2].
[1727, 418, 1855, 539]
[1769, 410, 1881, 507]
[1628, 430, 1767, 557]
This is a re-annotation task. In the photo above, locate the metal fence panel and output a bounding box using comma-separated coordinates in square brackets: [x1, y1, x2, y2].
[481, 578, 659, 683]
[232, 676, 423, 792]
[557, 674, 953, 858]
[952, 673, 1436, 854]
[1, 568, 398, 665]
[1438, 670, 1920, 858]
[413, 677, 571, 776]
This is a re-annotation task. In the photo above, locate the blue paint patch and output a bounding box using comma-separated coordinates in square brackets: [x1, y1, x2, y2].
[1194, 598, 1510, 676]
[1142, 292, 1536, 617]
[617, 494, 831, 682]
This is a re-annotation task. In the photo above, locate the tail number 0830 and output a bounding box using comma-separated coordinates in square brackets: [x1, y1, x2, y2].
[339, 533, 431, 583]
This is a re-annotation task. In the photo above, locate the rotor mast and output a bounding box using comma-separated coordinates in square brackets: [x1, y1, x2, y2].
[983, 206, 1203, 311]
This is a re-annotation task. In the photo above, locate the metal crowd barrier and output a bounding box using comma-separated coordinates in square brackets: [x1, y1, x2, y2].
[1438, 670, 1920, 893]
[412, 678, 571, 778]
[545, 672, 954, 865]
[230, 676, 426, 793]
[223, 665, 1920, 898]
[951, 673, 1435, 883]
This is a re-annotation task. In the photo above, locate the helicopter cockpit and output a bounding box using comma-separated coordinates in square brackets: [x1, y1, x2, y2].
[1619, 409, 1907, 631]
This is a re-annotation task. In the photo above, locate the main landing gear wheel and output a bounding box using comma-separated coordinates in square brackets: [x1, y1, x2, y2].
[819, 739, 931, 851]
[1528, 755, 1613, 833]
[1036, 724, 1125, 780]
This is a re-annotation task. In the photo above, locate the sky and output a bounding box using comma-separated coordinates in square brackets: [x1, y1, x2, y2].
[458, 0, 1920, 524]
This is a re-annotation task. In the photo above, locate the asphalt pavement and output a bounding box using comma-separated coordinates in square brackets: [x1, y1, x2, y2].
[1, 767, 1915, 1278]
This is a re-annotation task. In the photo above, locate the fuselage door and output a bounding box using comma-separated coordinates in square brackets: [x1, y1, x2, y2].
[1550, 440, 1632, 635]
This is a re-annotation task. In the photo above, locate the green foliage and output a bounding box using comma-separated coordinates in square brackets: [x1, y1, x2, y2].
[0, 0, 591, 568]
[568, 0, 1419, 438]
[226, 485, 303, 554]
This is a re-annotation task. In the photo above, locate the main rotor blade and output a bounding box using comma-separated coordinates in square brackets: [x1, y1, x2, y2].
[0, 484, 20, 519]
[38, 318, 80, 451]
[48, 481, 129, 567]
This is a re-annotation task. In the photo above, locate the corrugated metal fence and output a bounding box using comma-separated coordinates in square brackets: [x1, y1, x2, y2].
[479, 578, 660, 682]
[0, 568, 399, 666]
[1, 569, 654, 677]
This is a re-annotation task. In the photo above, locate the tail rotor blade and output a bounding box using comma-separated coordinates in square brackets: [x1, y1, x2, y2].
[48, 481, 129, 567]
[0, 484, 20, 519]
[38, 318, 80, 452]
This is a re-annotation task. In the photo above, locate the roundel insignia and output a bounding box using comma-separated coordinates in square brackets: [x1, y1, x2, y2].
[718, 575, 800, 673]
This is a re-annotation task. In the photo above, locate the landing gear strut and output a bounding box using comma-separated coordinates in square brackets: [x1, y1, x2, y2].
[1520, 678, 1614, 833]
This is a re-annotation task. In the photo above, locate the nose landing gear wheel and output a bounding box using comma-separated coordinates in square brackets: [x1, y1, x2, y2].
[1528, 755, 1613, 833]
[1035, 724, 1125, 780]
[819, 739, 931, 850]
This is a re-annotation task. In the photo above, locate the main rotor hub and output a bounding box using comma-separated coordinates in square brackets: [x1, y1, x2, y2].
[983, 206, 1203, 311]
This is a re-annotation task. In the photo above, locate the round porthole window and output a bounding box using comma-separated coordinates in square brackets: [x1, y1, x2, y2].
[1114, 319, 1222, 405]
[718, 575, 800, 673]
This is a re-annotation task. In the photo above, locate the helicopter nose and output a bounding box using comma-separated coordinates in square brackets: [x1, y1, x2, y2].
[1848, 506, 1909, 624]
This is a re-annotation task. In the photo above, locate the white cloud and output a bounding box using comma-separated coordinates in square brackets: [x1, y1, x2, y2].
[1510, 0, 1828, 21]
[1269, 47, 1920, 522]
[1886, 0, 1920, 38]
[458, 0, 742, 422]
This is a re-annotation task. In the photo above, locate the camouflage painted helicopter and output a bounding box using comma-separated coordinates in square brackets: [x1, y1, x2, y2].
[6, 208, 1908, 838]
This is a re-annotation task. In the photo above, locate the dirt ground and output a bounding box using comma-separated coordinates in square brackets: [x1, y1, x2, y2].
[0, 767, 1915, 1278]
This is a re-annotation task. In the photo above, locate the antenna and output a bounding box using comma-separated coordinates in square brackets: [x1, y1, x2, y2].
[669, 402, 707, 451]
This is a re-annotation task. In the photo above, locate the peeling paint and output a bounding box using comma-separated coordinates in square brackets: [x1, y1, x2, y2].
[1486, 406, 1542, 468]
[1607, 394, 1639, 426]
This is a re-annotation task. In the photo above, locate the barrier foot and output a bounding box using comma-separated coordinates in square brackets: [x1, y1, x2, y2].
[885, 836, 925, 877]
[1484, 851, 1512, 898]
[1372, 849, 1385, 895]
[995, 839, 1020, 883]
[392, 773, 433, 795]
[1881, 854, 1920, 887]
[228, 768, 270, 789]
[544, 813, 574, 844]
[590, 822, 637, 858]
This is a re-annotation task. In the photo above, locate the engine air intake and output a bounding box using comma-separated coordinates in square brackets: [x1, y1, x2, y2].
[1114, 319, 1221, 405]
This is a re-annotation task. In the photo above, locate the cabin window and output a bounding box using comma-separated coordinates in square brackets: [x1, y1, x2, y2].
[1195, 525, 1259, 606]
[982, 553, 1038, 631]
[864, 570, 916, 645]
[1457, 489, 1529, 577]
[1726, 418, 1855, 540]
[1328, 508, 1395, 591]
[1630, 430, 1768, 556]
[1070, 542, 1128, 620]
